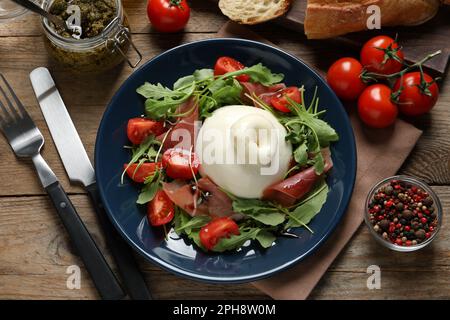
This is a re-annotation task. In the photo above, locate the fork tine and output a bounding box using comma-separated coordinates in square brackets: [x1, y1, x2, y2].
[0, 95, 14, 123]
[0, 74, 26, 120]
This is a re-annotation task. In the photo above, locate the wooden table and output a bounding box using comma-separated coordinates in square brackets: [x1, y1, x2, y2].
[0, 1, 448, 300]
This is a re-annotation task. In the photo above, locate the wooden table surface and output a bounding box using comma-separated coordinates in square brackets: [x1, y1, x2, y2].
[0, 1, 449, 300]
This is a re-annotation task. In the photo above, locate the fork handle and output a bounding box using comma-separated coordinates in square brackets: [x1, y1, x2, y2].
[45, 181, 125, 300]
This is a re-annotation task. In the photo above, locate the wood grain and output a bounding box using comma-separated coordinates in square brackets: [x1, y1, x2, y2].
[0, 186, 448, 300]
[0, 0, 449, 300]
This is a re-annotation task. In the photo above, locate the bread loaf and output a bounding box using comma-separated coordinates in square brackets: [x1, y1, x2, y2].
[305, 0, 441, 39]
[218, 0, 292, 25]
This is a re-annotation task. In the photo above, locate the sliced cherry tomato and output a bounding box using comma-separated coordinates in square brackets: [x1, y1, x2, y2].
[393, 72, 439, 117]
[124, 162, 161, 183]
[148, 190, 174, 226]
[270, 87, 302, 113]
[162, 148, 200, 180]
[358, 84, 398, 128]
[327, 57, 367, 101]
[199, 217, 240, 251]
[361, 35, 404, 75]
[147, 0, 190, 33]
[214, 57, 250, 82]
[127, 118, 165, 145]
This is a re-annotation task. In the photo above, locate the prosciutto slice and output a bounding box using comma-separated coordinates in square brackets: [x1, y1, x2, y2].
[240, 82, 286, 106]
[162, 180, 208, 217]
[263, 151, 333, 207]
[197, 177, 235, 218]
[161, 177, 237, 218]
[157, 97, 199, 151]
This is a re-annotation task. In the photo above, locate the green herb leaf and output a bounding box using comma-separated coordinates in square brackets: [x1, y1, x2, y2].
[232, 198, 285, 226]
[255, 230, 276, 249]
[175, 215, 211, 235]
[293, 142, 308, 166]
[286, 182, 329, 229]
[194, 68, 214, 82]
[220, 63, 284, 86]
[136, 181, 159, 204]
[212, 228, 261, 253]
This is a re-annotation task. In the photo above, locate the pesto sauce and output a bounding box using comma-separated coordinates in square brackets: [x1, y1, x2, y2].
[49, 0, 116, 38]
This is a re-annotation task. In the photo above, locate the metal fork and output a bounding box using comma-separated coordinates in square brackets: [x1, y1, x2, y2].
[0, 74, 124, 300]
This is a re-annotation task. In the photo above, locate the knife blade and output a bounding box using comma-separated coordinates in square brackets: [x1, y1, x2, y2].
[30, 67, 152, 300]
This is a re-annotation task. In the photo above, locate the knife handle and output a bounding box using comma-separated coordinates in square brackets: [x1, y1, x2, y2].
[45, 181, 125, 300]
[86, 183, 153, 300]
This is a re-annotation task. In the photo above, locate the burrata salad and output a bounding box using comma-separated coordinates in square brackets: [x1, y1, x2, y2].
[121, 57, 339, 252]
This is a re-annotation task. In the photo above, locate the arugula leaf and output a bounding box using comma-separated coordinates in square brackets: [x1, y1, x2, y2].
[286, 182, 329, 229]
[256, 230, 276, 249]
[293, 142, 308, 166]
[136, 181, 159, 204]
[219, 63, 284, 86]
[212, 228, 261, 253]
[175, 215, 211, 235]
[137, 81, 195, 120]
[194, 68, 214, 82]
[173, 75, 195, 91]
[232, 198, 285, 226]
[121, 135, 159, 184]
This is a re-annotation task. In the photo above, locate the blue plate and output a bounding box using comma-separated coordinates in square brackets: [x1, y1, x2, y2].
[95, 38, 357, 283]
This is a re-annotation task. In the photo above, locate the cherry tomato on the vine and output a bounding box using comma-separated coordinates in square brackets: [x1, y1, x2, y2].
[360, 35, 404, 75]
[327, 57, 367, 101]
[358, 84, 398, 128]
[147, 0, 190, 33]
[393, 72, 439, 117]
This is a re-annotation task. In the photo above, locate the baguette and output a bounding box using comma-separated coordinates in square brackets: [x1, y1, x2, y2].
[305, 0, 441, 39]
[218, 0, 292, 25]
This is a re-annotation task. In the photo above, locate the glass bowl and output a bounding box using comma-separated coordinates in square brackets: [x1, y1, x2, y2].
[364, 175, 442, 252]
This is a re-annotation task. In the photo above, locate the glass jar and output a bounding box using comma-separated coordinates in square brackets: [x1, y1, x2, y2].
[41, 0, 141, 74]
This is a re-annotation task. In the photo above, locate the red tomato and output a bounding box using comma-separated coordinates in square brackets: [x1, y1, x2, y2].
[358, 84, 398, 128]
[124, 162, 161, 183]
[127, 118, 165, 145]
[148, 190, 174, 226]
[327, 57, 367, 101]
[214, 57, 250, 82]
[199, 217, 240, 251]
[393, 72, 439, 117]
[361, 35, 404, 75]
[146, 0, 190, 33]
[270, 87, 302, 113]
[162, 148, 200, 180]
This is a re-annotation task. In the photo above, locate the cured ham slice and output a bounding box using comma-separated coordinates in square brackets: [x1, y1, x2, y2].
[263, 151, 333, 207]
[161, 177, 237, 219]
[197, 177, 235, 218]
[162, 180, 208, 217]
[240, 82, 286, 106]
[157, 97, 200, 151]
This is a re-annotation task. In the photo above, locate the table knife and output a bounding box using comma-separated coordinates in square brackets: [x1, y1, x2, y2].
[30, 67, 152, 300]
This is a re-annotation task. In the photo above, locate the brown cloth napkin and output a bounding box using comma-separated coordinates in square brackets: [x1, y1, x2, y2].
[216, 22, 423, 300]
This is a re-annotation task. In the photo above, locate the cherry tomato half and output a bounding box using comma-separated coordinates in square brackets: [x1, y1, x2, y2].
[162, 148, 200, 180]
[393, 72, 439, 117]
[358, 84, 398, 128]
[214, 57, 250, 82]
[148, 190, 175, 226]
[199, 217, 240, 251]
[124, 162, 161, 183]
[127, 118, 165, 145]
[270, 87, 302, 113]
[361, 35, 404, 75]
[147, 0, 190, 33]
[327, 57, 367, 101]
